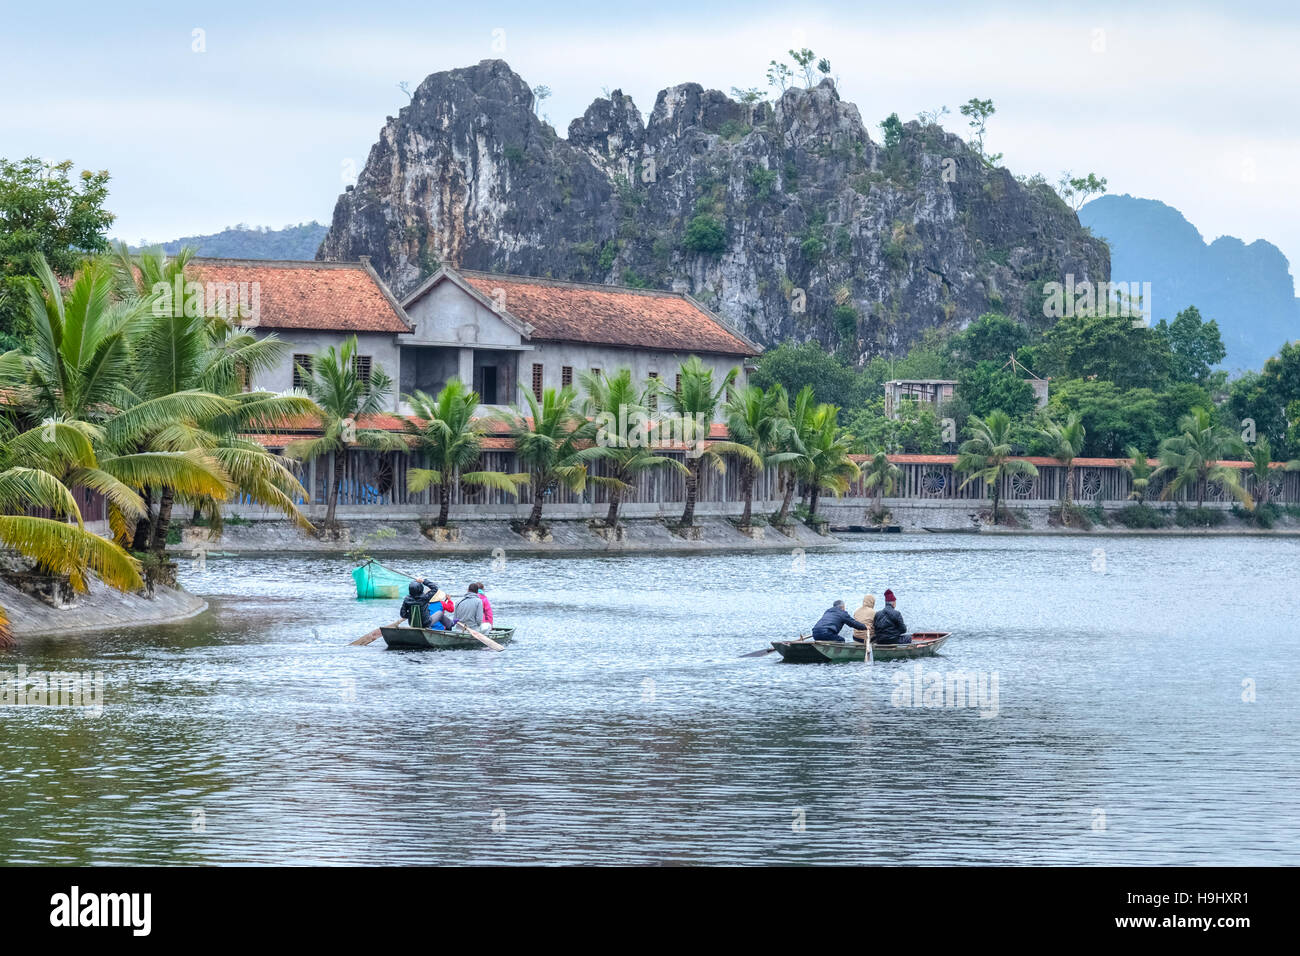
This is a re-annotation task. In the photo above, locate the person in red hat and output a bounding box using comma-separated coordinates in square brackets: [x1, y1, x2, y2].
[872, 589, 911, 645]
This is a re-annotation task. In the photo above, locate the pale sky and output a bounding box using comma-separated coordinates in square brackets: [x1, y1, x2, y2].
[3, 0, 1298, 274]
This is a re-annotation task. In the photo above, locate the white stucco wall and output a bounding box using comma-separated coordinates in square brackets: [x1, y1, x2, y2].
[516, 342, 747, 420]
[403, 281, 525, 349]
[249, 329, 406, 411]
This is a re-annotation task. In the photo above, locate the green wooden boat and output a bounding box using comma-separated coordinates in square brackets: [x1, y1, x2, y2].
[772, 631, 952, 663]
[380, 624, 516, 650]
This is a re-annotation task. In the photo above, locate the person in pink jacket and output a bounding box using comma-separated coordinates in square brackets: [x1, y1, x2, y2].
[469, 582, 493, 625]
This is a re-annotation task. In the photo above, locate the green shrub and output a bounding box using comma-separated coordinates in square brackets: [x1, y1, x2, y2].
[1232, 502, 1278, 528]
[1174, 506, 1226, 528]
[833, 304, 859, 341]
[682, 214, 727, 256]
[597, 241, 618, 272]
[883, 239, 907, 269]
[748, 167, 778, 200]
[834, 227, 853, 256]
[1113, 504, 1167, 529]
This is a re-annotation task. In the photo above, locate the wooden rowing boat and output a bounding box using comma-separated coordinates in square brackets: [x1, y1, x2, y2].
[380, 624, 517, 650]
[771, 631, 952, 662]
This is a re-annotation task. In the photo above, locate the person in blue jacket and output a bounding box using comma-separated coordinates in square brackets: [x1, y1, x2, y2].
[811, 599, 869, 642]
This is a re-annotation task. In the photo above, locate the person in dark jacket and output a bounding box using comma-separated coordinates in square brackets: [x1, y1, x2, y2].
[811, 600, 869, 642]
[872, 588, 911, 644]
[399, 579, 439, 628]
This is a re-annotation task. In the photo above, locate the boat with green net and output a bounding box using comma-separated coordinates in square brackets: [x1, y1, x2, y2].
[352, 559, 410, 599]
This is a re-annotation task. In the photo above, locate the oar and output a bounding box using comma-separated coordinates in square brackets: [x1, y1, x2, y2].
[384, 565, 433, 586]
[455, 621, 504, 652]
[352, 619, 401, 646]
[740, 634, 810, 658]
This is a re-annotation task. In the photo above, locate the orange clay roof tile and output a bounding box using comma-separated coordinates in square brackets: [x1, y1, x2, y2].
[190, 259, 411, 334]
[456, 271, 756, 355]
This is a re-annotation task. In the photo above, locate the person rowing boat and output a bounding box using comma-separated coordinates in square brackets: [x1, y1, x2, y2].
[811, 599, 870, 642]
[400, 579, 453, 629]
[851, 594, 876, 644]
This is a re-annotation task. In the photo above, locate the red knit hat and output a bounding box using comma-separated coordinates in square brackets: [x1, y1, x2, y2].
[884, 589, 896, 603]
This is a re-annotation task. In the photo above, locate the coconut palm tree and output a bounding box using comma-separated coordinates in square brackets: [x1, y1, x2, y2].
[862, 448, 902, 519]
[20, 255, 143, 423]
[15, 256, 244, 558]
[113, 248, 315, 549]
[404, 380, 527, 526]
[580, 368, 687, 528]
[663, 356, 744, 528]
[767, 383, 809, 526]
[1243, 436, 1300, 512]
[723, 384, 794, 527]
[1122, 445, 1158, 504]
[1157, 407, 1250, 509]
[20, 252, 312, 556]
[799, 403, 860, 521]
[956, 410, 1038, 525]
[1039, 412, 1086, 523]
[508, 384, 595, 531]
[0, 416, 144, 644]
[285, 336, 408, 527]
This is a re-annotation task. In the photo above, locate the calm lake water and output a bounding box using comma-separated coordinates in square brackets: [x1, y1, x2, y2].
[3, 534, 1298, 865]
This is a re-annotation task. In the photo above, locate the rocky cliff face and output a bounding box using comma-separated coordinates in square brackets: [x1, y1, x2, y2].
[319, 59, 1109, 358]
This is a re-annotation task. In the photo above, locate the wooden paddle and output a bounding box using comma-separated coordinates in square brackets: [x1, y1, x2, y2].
[352, 619, 401, 646]
[454, 621, 504, 652]
[740, 634, 810, 658]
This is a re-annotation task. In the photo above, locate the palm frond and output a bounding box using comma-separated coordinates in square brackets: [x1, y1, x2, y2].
[0, 467, 84, 522]
[460, 470, 529, 496]
[0, 515, 143, 593]
[105, 390, 236, 446]
[99, 450, 233, 500]
[283, 435, 339, 463]
[406, 468, 445, 494]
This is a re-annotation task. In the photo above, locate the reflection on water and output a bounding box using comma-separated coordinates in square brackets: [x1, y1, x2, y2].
[2, 535, 1298, 864]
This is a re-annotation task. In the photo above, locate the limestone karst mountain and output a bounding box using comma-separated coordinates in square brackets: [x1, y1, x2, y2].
[319, 59, 1109, 358]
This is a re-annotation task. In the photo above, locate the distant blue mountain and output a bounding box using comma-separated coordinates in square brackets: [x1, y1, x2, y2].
[1079, 195, 1300, 371]
[126, 222, 329, 260]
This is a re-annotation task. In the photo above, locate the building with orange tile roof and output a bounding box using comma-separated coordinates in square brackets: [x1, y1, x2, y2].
[400, 266, 759, 416]
[201, 258, 757, 416]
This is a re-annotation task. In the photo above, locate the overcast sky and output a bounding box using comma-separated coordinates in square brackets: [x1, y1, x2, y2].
[3, 0, 1297, 274]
